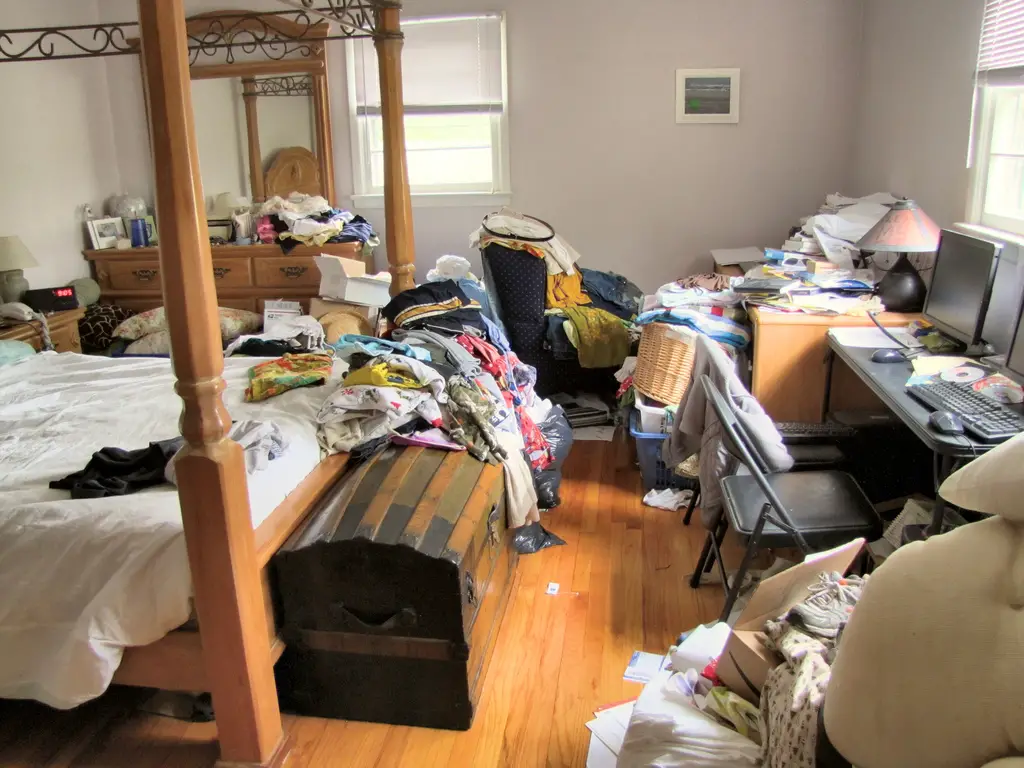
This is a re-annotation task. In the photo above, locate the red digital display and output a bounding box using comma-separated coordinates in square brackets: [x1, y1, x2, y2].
[54, 288, 74, 297]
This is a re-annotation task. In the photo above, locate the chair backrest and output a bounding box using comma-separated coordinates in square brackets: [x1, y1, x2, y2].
[700, 374, 810, 552]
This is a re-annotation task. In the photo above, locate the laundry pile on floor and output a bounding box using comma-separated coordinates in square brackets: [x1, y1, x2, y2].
[256, 194, 379, 257]
[636, 273, 751, 351]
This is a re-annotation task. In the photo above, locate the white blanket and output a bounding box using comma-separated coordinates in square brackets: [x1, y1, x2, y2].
[0, 353, 342, 709]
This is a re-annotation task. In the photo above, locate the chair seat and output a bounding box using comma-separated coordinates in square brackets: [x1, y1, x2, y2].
[721, 470, 881, 545]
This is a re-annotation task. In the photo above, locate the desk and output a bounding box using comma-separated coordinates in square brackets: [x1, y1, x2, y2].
[825, 333, 994, 534]
[749, 308, 920, 422]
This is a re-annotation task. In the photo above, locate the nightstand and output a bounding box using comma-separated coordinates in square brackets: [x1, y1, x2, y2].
[0, 307, 85, 353]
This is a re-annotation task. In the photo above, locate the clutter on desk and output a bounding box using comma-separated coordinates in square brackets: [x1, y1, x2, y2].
[907, 318, 961, 353]
[735, 261, 884, 316]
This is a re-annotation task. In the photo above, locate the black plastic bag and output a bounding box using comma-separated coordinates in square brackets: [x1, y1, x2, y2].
[513, 521, 566, 554]
[533, 406, 573, 508]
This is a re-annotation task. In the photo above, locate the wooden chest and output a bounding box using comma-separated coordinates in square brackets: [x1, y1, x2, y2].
[272, 446, 518, 730]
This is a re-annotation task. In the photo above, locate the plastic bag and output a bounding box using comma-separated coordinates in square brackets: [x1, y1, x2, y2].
[425, 254, 473, 283]
[512, 521, 566, 554]
[532, 405, 573, 508]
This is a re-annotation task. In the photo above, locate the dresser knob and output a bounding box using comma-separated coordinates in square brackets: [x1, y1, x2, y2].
[133, 268, 158, 282]
[280, 265, 308, 280]
[212, 266, 231, 279]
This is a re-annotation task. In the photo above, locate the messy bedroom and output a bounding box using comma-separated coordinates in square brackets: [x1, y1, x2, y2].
[1, 1, 1024, 767]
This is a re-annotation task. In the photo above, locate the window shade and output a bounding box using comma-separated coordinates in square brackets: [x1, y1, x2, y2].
[353, 14, 504, 114]
[978, 0, 1024, 74]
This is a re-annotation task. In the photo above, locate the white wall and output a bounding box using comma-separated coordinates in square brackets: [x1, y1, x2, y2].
[339, 0, 867, 290]
[0, 2, 122, 288]
[851, 0, 985, 228]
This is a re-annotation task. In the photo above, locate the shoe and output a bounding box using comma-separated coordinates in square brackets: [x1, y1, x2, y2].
[785, 571, 866, 639]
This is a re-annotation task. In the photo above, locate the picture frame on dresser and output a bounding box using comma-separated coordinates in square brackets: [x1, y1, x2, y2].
[87, 217, 128, 250]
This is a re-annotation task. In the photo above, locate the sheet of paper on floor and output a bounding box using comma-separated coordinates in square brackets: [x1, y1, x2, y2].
[573, 426, 615, 441]
[586, 731, 619, 768]
[585, 701, 635, 759]
[624, 651, 670, 683]
[828, 325, 922, 349]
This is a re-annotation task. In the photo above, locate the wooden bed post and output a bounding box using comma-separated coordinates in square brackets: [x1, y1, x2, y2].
[312, 42, 337, 205]
[136, 2, 286, 766]
[242, 78, 266, 202]
[375, 7, 416, 294]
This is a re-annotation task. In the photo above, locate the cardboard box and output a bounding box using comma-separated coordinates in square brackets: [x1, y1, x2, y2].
[715, 539, 865, 703]
[314, 254, 391, 307]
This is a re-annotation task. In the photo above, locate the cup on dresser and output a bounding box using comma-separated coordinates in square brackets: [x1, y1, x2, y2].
[129, 218, 150, 248]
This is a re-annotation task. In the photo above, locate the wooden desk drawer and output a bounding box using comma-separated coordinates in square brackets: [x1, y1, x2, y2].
[211, 259, 253, 289]
[50, 324, 81, 354]
[254, 257, 318, 288]
[105, 260, 163, 291]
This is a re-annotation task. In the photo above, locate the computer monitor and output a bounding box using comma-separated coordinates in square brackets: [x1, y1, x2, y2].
[922, 229, 1003, 348]
[1006, 290, 1024, 382]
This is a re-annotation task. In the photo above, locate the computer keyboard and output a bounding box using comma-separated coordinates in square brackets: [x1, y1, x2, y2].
[906, 380, 1024, 442]
[775, 421, 856, 443]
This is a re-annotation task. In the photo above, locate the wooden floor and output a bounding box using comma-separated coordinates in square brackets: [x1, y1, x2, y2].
[0, 438, 731, 768]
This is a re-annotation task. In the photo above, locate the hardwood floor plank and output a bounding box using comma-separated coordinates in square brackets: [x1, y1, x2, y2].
[1, 439, 713, 768]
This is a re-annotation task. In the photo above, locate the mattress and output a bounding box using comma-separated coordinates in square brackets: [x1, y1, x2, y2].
[0, 352, 344, 709]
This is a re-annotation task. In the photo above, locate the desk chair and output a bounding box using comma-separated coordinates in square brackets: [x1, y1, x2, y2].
[690, 375, 882, 621]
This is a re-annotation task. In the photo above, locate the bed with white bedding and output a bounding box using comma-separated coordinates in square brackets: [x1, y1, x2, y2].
[0, 352, 344, 709]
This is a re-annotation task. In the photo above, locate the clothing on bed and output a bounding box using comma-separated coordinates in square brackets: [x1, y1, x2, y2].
[333, 334, 431, 363]
[382, 279, 485, 335]
[50, 437, 184, 499]
[244, 353, 333, 402]
[165, 420, 288, 484]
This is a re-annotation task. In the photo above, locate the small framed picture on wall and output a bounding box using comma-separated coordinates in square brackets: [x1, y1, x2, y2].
[675, 69, 741, 124]
[87, 217, 128, 250]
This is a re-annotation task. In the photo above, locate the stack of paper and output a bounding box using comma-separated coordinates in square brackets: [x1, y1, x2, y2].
[585, 701, 635, 767]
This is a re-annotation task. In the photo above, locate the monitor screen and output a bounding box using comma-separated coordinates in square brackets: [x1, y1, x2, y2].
[922, 230, 1002, 346]
[1007, 292, 1024, 380]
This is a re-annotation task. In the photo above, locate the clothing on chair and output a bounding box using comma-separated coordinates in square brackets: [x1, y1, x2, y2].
[665, 335, 792, 528]
[546, 272, 592, 308]
[561, 306, 630, 369]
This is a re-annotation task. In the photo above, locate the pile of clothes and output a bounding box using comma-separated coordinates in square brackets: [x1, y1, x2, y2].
[636, 273, 751, 351]
[256, 194, 379, 257]
[306, 279, 573, 529]
[472, 209, 641, 371]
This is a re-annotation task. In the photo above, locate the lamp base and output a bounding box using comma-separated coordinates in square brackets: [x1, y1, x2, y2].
[0, 270, 29, 304]
[875, 254, 926, 313]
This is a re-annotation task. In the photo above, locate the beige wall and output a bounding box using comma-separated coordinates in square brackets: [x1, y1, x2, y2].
[0, 2, 121, 289]
[851, 0, 985, 228]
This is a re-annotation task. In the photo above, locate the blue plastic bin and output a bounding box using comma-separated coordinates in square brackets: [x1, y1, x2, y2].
[629, 409, 697, 492]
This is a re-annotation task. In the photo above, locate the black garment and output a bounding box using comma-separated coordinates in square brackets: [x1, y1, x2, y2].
[50, 437, 184, 499]
[383, 280, 486, 335]
[235, 338, 304, 357]
[544, 315, 577, 361]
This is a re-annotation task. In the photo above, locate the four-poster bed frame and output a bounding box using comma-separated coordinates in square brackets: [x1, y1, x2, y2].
[0, 1, 416, 765]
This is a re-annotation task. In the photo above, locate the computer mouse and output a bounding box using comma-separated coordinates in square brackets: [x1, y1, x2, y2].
[871, 348, 905, 364]
[929, 410, 965, 435]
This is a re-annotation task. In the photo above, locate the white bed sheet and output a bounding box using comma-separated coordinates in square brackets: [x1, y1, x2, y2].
[0, 352, 344, 709]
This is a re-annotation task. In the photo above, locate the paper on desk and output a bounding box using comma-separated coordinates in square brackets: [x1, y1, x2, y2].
[912, 356, 970, 376]
[829, 326, 922, 349]
[711, 247, 765, 266]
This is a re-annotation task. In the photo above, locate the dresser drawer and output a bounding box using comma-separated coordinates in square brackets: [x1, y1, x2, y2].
[211, 259, 254, 289]
[105, 260, 163, 291]
[254, 257, 319, 289]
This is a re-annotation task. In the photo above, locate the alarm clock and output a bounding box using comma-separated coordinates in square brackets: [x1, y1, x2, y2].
[22, 286, 79, 313]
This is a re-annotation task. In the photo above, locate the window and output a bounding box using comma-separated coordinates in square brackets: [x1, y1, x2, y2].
[348, 14, 509, 201]
[970, 0, 1024, 236]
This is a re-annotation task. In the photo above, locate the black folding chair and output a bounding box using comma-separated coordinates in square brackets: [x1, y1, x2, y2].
[690, 375, 882, 621]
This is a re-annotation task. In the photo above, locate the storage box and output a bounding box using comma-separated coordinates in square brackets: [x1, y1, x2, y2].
[636, 392, 672, 434]
[715, 539, 865, 703]
[314, 254, 392, 307]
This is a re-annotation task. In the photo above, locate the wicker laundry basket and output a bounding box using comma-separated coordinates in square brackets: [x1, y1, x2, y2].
[634, 322, 697, 406]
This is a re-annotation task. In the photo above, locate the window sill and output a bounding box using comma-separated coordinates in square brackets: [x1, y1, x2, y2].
[351, 192, 511, 210]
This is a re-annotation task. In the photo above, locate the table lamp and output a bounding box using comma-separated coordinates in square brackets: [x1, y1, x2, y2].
[0, 236, 38, 303]
[857, 199, 940, 313]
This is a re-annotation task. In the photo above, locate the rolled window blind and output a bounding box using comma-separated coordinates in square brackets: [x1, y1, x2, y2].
[978, 0, 1024, 74]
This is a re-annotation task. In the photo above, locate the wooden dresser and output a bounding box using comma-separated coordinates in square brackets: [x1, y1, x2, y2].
[83, 242, 369, 314]
[0, 307, 85, 353]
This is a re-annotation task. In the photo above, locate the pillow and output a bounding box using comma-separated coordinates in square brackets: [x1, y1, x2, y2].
[79, 303, 136, 353]
[938, 432, 1024, 521]
[0, 340, 36, 365]
[113, 307, 263, 343]
[124, 330, 172, 356]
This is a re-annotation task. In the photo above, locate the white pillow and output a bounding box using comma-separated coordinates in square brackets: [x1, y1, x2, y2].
[938, 432, 1024, 522]
[125, 330, 172, 355]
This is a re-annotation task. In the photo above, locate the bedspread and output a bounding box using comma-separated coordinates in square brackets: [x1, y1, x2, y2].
[0, 353, 343, 708]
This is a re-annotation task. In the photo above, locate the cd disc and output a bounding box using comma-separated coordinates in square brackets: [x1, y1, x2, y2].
[941, 366, 985, 384]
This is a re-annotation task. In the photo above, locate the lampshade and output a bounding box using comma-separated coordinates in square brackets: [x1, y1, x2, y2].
[0, 236, 38, 271]
[210, 192, 251, 219]
[856, 199, 941, 253]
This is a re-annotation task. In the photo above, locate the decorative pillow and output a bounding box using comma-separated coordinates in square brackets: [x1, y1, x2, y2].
[218, 307, 262, 341]
[79, 303, 136, 353]
[0, 340, 36, 365]
[124, 330, 172, 356]
[113, 306, 262, 343]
